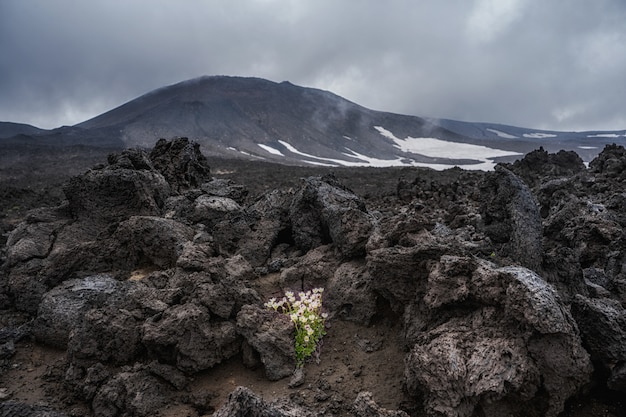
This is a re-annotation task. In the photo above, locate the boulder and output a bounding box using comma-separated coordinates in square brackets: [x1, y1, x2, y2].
[479, 166, 543, 271]
[403, 257, 592, 417]
[4, 210, 66, 268]
[168, 256, 260, 319]
[190, 195, 242, 227]
[324, 260, 377, 324]
[148, 137, 211, 192]
[352, 392, 410, 417]
[32, 274, 128, 348]
[210, 189, 294, 267]
[67, 306, 142, 365]
[141, 303, 240, 373]
[589, 143, 626, 180]
[508, 147, 586, 189]
[290, 174, 373, 257]
[213, 386, 314, 417]
[63, 150, 170, 225]
[571, 295, 626, 392]
[175, 231, 218, 271]
[280, 245, 340, 291]
[236, 304, 296, 380]
[366, 230, 450, 313]
[235, 189, 293, 267]
[91, 367, 171, 417]
[0, 402, 69, 417]
[201, 178, 248, 204]
[111, 216, 194, 272]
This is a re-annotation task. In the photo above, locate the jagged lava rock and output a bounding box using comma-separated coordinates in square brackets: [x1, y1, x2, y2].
[403, 257, 591, 417]
[149, 137, 211, 192]
[290, 174, 373, 258]
[4, 141, 626, 416]
[32, 274, 128, 348]
[236, 304, 296, 381]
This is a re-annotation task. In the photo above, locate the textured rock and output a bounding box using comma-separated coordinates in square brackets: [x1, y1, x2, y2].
[571, 295, 626, 392]
[91, 368, 171, 417]
[280, 245, 340, 291]
[290, 174, 373, 257]
[5, 142, 626, 417]
[141, 303, 240, 373]
[479, 166, 543, 271]
[148, 137, 211, 192]
[201, 178, 248, 204]
[508, 147, 586, 189]
[234, 189, 293, 267]
[0, 402, 69, 417]
[32, 274, 127, 348]
[112, 216, 194, 271]
[404, 257, 592, 417]
[63, 150, 170, 225]
[68, 306, 142, 365]
[589, 143, 626, 179]
[324, 260, 377, 324]
[169, 256, 260, 319]
[190, 195, 242, 227]
[175, 232, 218, 271]
[236, 304, 296, 380]
[3, 140, 211, 314]
[213, 386, 314, 417]
[352, 392, 410, 417]
[367, 230, 450, 312]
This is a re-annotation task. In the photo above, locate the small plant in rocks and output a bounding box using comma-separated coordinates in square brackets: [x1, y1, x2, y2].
[265, 288, 328, 368]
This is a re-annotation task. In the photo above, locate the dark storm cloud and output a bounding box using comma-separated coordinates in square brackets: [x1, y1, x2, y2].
[1, 0, 626, 131]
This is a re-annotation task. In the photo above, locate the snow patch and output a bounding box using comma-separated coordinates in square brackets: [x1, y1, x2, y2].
[486, 128, 518, 139]
[279, 140, 413, 168]
[278, 140, 346, 166]
[278, 138, 510, 171]
[523, 132, 558, 138]
[374, 126, 521, 161]
[578, 146, 598, 150]
[257, 143, 284, 156]
[587, 133, 626, 138]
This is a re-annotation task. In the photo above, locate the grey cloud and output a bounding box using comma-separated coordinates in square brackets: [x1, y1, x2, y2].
[1, 0, 625, 131]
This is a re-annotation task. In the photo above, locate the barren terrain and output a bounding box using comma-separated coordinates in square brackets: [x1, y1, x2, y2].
[1, 143, 626, 417]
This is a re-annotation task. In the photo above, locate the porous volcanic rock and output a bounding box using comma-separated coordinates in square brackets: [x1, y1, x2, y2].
[0, 401, 69, 417]
[141, 303, 240, 373]
[63, 148, 170, 225]
[236, 304, 296, 381]
[213, 386, 315, 417]
[289, 174, 373, 258]
[352, 391, 410, 417]
[2, 138, 211, 314]
[149, 137, 211, 192]
[31, 274, 128, 348]
[4, 141, 626, 416]
[403, 257, 592, 417]
[479, 165, 543, 271]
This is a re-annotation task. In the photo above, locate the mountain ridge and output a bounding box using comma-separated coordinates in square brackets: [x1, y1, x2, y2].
[3, 75, 626, 169]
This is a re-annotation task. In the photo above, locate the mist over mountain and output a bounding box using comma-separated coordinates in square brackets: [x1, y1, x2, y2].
[3, 76, 626, 170]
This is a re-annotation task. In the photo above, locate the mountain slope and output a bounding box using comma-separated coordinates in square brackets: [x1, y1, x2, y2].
[0, 122, 46, 139]
[5, 76, 626, 169]
[76, 76, 524, 169]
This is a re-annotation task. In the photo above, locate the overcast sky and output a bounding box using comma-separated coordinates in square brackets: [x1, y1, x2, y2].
[2, 0, 626, 131]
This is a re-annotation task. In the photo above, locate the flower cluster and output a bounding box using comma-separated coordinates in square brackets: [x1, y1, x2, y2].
[265, 288, 328, 368]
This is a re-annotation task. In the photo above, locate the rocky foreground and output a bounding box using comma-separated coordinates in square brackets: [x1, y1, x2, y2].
[1, 138, 626, 416]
